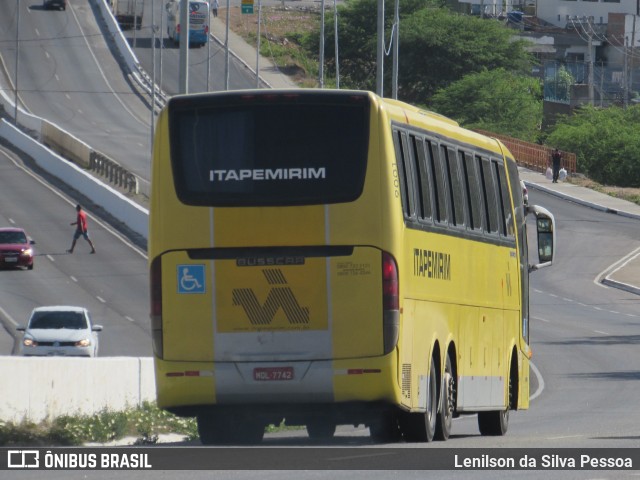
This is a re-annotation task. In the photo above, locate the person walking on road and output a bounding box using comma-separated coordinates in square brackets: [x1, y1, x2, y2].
[551, 148, 562, 183]
[212, 0, 219, 17]
[67, 204, 96, 254]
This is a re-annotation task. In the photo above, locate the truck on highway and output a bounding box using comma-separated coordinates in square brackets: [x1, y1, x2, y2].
[109, 0, 144, 30]
[165, 0, 210, 47]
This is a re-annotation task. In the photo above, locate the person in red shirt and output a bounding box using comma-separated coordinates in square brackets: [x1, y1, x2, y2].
[67, 204, 96, 254]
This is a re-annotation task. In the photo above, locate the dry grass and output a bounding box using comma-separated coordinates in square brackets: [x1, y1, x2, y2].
[220, 5, 321, 86]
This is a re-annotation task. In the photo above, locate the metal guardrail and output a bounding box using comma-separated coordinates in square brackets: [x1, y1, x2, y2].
[90, 151, 139, 194]
[475, 130, 577, 174]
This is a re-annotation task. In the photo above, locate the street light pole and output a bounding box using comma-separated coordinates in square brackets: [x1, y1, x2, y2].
[376, 0, 383, 96]
[319, 0, 325, 88]
[14, 0, 20, 125]
[179, 0, 190, 93]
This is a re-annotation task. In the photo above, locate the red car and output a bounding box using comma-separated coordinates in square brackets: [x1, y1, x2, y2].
[0, 227, 35, 270]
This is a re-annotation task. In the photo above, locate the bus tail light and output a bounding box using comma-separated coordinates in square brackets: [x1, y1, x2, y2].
[382, 252, 399, 355]
[150, 257, 164, 358]
[176, 24, 180, 34]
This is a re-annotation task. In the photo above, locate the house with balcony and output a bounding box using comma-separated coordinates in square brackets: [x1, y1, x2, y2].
[458, 0, 640, 112]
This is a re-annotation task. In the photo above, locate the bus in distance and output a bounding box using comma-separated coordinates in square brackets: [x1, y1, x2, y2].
[165, 0, 209, 47]
[149, 89, 556, 444]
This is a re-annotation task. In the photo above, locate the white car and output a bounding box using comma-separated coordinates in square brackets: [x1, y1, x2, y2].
[16, 306, 103, 357]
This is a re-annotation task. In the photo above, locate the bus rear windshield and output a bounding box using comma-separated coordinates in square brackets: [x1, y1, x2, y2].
[168, 92, 370, 207]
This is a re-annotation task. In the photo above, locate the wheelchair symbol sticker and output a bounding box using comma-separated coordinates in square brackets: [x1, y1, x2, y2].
[177, 264, 206, 294]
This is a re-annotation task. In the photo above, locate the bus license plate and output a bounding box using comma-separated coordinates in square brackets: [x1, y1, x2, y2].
[253, 367, 294, 381]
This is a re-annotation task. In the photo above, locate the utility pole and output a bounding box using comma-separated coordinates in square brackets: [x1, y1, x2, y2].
[151, 0, 156, 157]
[179, 0, 190, 94]
[334, 0, 339, 88]
[631, 15, 637, 102]
[392, 0, 399, 99]
[624, 36, 629, 108]
[376, 0, 384, 96]
[225, 0, 230, 90]
[257, 0, 262, 88]
[14, 0, 20, 125]
[587, 17, 594, 106]
[319, 0, 325, 88]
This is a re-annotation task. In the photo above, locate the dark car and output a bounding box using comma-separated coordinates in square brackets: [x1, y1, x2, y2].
[0, 227, 35, 270]
[43, 0, 67, 10]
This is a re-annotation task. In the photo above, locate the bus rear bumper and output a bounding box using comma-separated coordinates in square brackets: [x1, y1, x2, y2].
[155, 354, 399, 419]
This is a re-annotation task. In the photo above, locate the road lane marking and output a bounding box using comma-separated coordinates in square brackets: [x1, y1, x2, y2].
[70, 276, 78, 282]
[46, 254, 55, 262]
[125, 316, 135, 322]
[595, 246, 640, 289]
[594, 330, 609, 335]
[96, 296, 106, 303]
[547, 435, 583, 440]
[529, 361, 544, 402]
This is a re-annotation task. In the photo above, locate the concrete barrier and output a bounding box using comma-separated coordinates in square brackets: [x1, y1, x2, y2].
[0, 356, 155, 422]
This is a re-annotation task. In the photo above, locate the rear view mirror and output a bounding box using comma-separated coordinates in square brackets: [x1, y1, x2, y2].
[528, 205, 556, 271]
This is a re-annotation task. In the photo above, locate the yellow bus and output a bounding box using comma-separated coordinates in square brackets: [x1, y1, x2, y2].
[149, 89, 556, 444]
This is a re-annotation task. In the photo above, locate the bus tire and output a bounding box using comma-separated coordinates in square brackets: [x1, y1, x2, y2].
[399, 358, 437, 442]
[478, 409, 509, 436]
[435, 352, 454, 441]
[306, 421, 336, 440]
[478, 362, 512, 436]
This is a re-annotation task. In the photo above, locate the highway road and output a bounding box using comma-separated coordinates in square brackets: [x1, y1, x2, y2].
[0, 143, 152, 357]
[123, 0, 259, 95]
[0, 0, 154, 185]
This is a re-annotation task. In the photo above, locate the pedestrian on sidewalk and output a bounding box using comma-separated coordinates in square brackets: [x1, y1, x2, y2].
[67, 204, 96, 254]
[212, 0, 219, 17]
[550, 148, 562, 183]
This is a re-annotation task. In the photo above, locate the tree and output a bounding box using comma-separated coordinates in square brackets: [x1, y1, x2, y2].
[546, 105, 640, 187]
[314, 1, 534, 103]
[429, 68, 542, 142]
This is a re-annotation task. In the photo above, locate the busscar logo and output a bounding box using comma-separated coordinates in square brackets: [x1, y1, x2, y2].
[232, 269, 310, 325]
[8, 450, 39, 468]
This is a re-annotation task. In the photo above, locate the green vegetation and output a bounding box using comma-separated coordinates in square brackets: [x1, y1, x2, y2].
[0, 403, 198, 446]
[430, 68, 542, 142]
[0, 403, 298, 446]
[547, 105, 640, 188]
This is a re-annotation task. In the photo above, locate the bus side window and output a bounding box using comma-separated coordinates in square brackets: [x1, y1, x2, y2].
[410, 135, 433, 222]
[478, 156, 499, 234]
[461, 151, 483, 231]
[443, 146, 465, 228]
[393, 130, 416, 220]
[495, 161, 515, 238]
[427, 140, 448, 225]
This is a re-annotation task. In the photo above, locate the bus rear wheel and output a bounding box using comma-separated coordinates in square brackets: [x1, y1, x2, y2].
[399, 358, 437, 442]
[435, 352, 454, 440]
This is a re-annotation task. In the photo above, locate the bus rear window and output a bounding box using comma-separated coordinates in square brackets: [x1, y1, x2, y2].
[167, 93, 370, 207]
